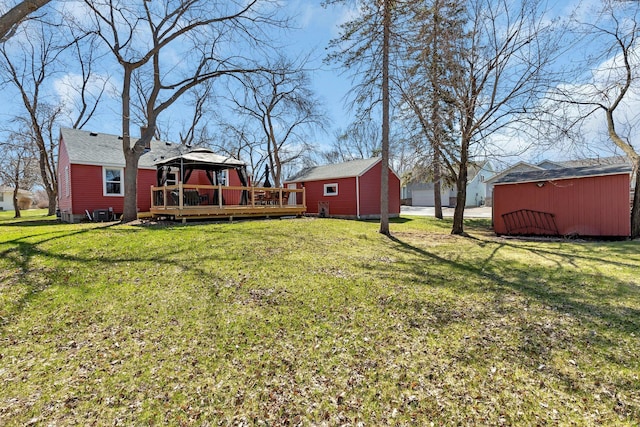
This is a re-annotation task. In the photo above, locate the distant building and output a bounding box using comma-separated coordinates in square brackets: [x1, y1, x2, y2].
[0, 186, 33, 211]
[403, 160, 495, 207]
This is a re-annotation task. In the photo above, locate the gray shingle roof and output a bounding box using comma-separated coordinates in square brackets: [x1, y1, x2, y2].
[556, 155, 630, 168]
[0, 186, 32, 196]
[61, 128, 183, 169]
[286, 157, 381, 182]
[155, 148, 245, 168]
[493, 163, 632, 185]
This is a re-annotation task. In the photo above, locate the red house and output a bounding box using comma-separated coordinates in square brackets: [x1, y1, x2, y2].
[285, 158, 401, 219]
[57, 128, 244, 223]
[492, 164, 632, 237]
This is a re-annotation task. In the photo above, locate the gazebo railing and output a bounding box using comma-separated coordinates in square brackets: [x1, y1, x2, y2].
[150, 183, 305, 211]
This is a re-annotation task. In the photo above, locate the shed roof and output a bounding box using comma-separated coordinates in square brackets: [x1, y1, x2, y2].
[484, 161, 543, 184]
[60, 128, 183, 169]
[556, 155, 629, 169]
[493, 163, 632, 185]
[286, 157, 381, 182]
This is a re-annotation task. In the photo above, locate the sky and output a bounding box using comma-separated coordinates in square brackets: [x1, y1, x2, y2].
[0, 0, 638, 172]
[0, 0, 356, 150]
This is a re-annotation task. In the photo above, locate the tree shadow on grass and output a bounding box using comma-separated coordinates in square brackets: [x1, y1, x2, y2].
[488, 238, 640, 271]
[0, 223, 122, 326]
[0, 219, 62, 227]
[385, 233, 640, 417]
[388, 234, 640, 335]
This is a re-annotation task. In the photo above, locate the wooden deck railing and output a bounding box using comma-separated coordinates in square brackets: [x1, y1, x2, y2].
[149, 183, 306, 220]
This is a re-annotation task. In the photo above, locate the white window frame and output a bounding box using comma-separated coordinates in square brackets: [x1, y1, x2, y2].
[103, 167, 124, 196]
[166, 172, 177, 186]
[324, 183, 338, 196]
[219, 170, 229, 186]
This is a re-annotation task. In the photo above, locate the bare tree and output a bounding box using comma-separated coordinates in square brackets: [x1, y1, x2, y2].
[0, 133, 39, 218]
[0, 18, 104, 216]
[0, 0, 50, 42]
[445, 0, 561, 235]
[0, 23, 60, 216]
[81, 0, 288, 222]
[551, 0, 640, 238]
[322, 119, 381, 163]
[225, 55, 327, 187]
[212, 120, 265, 180]
[398, 0, 465, 220]
[326, 0, 403, 235]
[178, 82, 215, 146]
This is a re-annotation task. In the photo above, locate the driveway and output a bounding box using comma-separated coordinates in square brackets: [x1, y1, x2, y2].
[401, 205, 492, 218]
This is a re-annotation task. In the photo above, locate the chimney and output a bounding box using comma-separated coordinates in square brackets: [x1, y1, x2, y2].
[141, 126, 151, 150]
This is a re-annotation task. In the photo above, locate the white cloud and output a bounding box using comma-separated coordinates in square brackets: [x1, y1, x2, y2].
[53, 72, 111, 112]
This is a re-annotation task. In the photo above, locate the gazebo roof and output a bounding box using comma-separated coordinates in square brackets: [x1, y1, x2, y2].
[155, 148, 245, 169]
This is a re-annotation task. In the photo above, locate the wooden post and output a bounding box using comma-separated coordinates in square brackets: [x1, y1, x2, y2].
[218, 184, 223, 208]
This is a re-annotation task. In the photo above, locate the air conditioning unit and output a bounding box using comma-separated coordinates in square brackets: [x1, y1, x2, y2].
[318, 202, 329, 218]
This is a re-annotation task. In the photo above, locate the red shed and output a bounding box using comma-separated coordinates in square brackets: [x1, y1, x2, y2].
[285, 158, 401, 219]
[57, 128, 244, 223]
[492, 164, 632, 237]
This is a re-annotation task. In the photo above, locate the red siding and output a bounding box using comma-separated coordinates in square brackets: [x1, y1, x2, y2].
[137, 169, 156, 211]
[302, 177, 358, 216]
[68, 164, 157, 216]
[358, 162, 401, 216]
[493, 174, 630, 237]
[291, 161, 401, 218]
[186, 169, 244, 186]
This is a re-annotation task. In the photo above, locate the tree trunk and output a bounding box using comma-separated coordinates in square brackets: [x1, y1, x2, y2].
[433, 150, 443, 219]
[605, 110, 640, 238]
[631, 161, 640, 239]
[122, 150, 140, 222]
[121, 65, 139, 223]
[430, 0, 443, 221]
[45, 182, 56, 216]
[12, 187, 21, 218]
[451, 139, 469, 235]
[379, 0, 391, 236]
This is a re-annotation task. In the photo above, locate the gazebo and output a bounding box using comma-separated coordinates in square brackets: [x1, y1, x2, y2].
[149, 148, 305, 221]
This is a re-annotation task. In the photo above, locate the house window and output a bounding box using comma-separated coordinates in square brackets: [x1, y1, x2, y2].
[103, 167, 124, 196]
[166, 172, 177, 186]
[324, 183, 338, 196]
[0, 192, 3, 202]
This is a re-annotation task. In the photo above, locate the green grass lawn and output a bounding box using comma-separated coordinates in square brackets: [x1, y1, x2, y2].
[1, 210, 639, 425]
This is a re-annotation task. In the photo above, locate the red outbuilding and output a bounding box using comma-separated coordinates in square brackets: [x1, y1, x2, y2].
[492, 164, 632, 237]
[285, 158, 401, 219]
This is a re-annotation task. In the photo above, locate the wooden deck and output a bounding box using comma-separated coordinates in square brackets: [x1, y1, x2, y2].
[149, 184, 306, 221]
